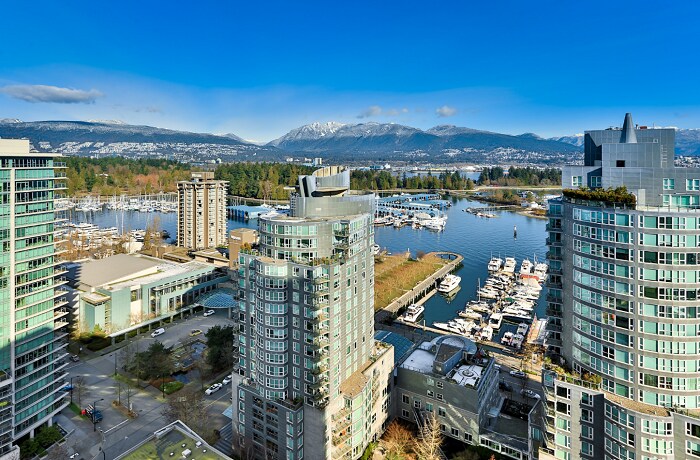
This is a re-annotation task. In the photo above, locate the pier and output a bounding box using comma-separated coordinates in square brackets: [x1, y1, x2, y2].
[375, 251, 463, 323]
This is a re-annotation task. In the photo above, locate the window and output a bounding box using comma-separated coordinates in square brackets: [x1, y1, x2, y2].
[451, 427, 459, 437]
[663, 178, 675, 190]
[414, 400, 421, 409]
[581, 409, 593, 422]
[402, 394, 409, 404]
[401, 409, 409, 418]
[689, 179, 700, 191]
[427, 390, 434, 398]
[572, 176, 583, 187]
[436, 381, 443, 389]
[436, 393, 444, 401]
[438, 407, 446, 417]
[616, 160, 626, 167]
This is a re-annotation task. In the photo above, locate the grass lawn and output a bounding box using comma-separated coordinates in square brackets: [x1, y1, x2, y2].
[374, 253, 447, 311]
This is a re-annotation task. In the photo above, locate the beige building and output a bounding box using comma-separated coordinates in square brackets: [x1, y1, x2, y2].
[177, 171, 228, 249]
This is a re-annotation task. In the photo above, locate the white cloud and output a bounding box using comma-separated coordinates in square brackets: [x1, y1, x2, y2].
[0, 84, 103, 104]
[358, 105, 409, 118]
[357, 105, 383, 118]
[436, 105, 457, 117]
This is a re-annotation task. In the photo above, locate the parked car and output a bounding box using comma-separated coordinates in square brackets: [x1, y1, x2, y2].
[203, 310, 215, 317]
[60, 384, 74, 392]
[190, 329, 202, 337]
[205, 383, 223, 395]
[521, 389, 541, 400]
[69, 355, 80, 362]
[494, 364, 501, 371]
[222, 374, 233, 385]
[151, 328, 165, 338]
[498, 381, 512, 392]
[509, 370, 526, 379]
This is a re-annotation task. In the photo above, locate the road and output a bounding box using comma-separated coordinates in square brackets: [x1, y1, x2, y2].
[58, 309, 236, 460]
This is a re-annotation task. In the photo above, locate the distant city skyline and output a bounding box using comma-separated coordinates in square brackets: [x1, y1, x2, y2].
[1, 1, 699, 141]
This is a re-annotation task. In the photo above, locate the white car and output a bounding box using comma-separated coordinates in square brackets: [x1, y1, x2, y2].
[203, 310, 215, 317]
[521, 389, 541, 400]
[222, 374, 233, 385]
[509, 370, 526, 379]
[205, 383, 223, 395]
[151, 327, 165, 338]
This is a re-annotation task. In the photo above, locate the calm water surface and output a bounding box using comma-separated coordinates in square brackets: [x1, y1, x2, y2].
[72, 196, 547, 336]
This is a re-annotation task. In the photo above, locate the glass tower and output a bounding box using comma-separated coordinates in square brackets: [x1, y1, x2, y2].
[233, 167, 393, 460]
[0, 140, 68, 452]
[538, 115, 700, 460]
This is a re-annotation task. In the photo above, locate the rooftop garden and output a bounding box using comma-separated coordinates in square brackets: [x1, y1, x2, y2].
[562, 186, 636, 207]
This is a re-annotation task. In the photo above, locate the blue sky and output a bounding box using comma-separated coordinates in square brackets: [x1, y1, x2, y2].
[1, 0, 699, 141]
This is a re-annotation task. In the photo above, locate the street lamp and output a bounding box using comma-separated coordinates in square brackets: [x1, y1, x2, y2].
[99, 429, 107, 460]
[112, 352, 117, 376]
[161, 374, 166, 398]
[92, 398, 104, 432]
[69, 375, 81, 405]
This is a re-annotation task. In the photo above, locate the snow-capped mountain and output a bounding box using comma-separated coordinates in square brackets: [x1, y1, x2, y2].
[270, 121, 581, 164]
[550, 134, 584, 148]
[0, 119, 282, 162]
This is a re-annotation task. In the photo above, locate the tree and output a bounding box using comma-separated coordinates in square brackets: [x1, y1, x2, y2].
[205, 325, 234, 373]
[74, 376, 89, 407]
[162, 386, 209, 437]
[44, 443, 70, 460]
[413, 412, 443, 460]
[132, 341, 173, 380]
[381, 420, 413, 460]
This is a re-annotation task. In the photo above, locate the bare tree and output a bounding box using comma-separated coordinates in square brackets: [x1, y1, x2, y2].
[74, 376, 89, 408]
[413, 412, 444, 460]
[124, 381, 136, 412]
[45, 443, 70, 460]
[162, 386, 208, 436]
[381, 420, 413, 459]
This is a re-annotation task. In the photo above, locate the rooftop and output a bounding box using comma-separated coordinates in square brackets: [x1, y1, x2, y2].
[116, 420, 230, 460]
[73, 253, 214, 291]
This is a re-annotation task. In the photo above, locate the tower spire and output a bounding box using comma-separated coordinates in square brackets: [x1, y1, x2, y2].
[620, 112, 637, 143]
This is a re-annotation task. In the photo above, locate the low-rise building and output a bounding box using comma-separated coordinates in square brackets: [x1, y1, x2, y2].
[67, 253, 229, 337]
[395, 335, 527, 459]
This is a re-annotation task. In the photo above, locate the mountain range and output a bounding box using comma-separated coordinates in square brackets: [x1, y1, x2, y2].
[2, 118, 700, 164]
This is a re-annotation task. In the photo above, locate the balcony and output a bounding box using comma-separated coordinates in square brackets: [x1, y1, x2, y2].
[545, 252, 562, 261]
[545, 224, 562, 232]
[309, 350, 328, 362]
[314, 276, 330, 285]
[545, 238, 562, 247]
[545, 336, 562, 347]
[549, 267, 562, 276]
[334, 229, 350, 237]
[311, 364, 328, 375]
[545, 295, 562, 304]
[311, 313, 328, 323]
[310, 377, 328, 391]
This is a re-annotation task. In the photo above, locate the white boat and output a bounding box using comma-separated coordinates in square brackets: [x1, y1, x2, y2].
[519, 259, 533, 275]
[458, 308, 483, 321]
[516, 323, 529, 336]
[477, 288, 500, 299]
[534, 262, 548, 282]
[402, 304, 424, 323]
[503, 257, 517, 274]
[433, 320, 466, 335]
[438, 274, 461, 293]
[501, 309, 532, 322]
[467, 301, 492, 313]
[501, 331, 514, 345]
[372, 244, 381, 255]
[510, 333, 525, 348]
[487, 257, 503, 272]
[480, 325, 494, 341]
[488, 313, 503, 330]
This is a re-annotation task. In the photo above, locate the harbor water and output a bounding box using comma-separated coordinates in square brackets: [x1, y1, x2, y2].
[71, 195, 547, 340]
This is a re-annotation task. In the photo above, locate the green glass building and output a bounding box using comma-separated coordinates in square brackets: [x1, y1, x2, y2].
[0, 139, 68, 455]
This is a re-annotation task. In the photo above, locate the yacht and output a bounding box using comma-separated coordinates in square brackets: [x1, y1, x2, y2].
[433, 320, 466, 335]
[534, 262, 548, 282]
[501, 331, 514, 346]
[516, 323, 529, 336]
[458, 308, 483, 321]
[477, 287, 500, 299]
[487, 257, 503, 273]
[372, 244, 381, 255]
[501, 308, 532, 322]
[467, 301, 492, 313]
[519, 259, 533, 275]
[479, 325, 494, 341]
[438, 274, 461, 294]
[503, 257, 517, 274]
[488, 313, 503, 330]
[510, 333, 525, 349]
[401, 304, 424, 323]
